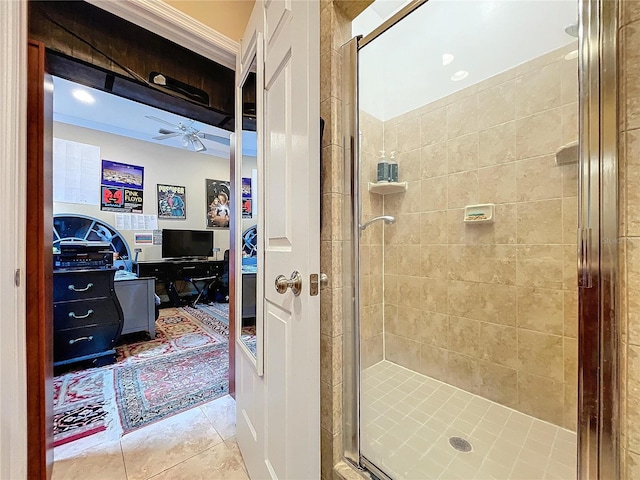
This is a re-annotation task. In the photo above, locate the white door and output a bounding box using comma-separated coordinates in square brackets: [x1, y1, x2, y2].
[235, 1, 320, 479]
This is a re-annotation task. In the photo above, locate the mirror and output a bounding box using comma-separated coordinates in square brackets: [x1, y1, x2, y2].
[236, 48, 262, 373]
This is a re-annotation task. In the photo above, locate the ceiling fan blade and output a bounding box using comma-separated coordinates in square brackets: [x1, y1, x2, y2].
[199, 132, 231, 146]
[145, 115, 179, 128]
[158, 128, 177, 135]
[153, 133, 181, 140]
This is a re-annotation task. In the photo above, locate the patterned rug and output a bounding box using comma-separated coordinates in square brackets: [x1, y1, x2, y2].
[241, 326, 257, 356]
[53, 307, 229, 444]
[196, 302, 255, 355]
[195, 302, 229, 326]
[115, 343, 228, 433]
[53, 368, 115, 447]
[116, 307, 227, 362]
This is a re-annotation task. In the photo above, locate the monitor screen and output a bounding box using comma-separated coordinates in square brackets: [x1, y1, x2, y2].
[161, 229, 213, 259]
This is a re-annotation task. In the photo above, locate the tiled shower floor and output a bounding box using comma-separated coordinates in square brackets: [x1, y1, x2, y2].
[362, 361, 577, 480]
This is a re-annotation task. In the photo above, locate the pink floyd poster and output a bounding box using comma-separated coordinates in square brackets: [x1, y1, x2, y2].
[101, 159, 144, 212]
[101, 187, 143, 213]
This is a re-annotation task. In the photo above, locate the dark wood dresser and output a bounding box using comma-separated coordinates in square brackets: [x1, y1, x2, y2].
[53, 268, 124, 367]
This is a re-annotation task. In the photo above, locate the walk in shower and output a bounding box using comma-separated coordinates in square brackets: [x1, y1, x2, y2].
[341, 1, 588, 478]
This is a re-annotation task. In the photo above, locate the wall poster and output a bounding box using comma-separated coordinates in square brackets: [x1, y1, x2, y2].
[157, 184, 186, 219]
[206, 179, 231, 228]
[242, 177, 252, 219]
[101, 187, 144, 213]
[100, 159, 144, 213]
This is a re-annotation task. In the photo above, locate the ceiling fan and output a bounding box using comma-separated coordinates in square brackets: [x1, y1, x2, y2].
[145, 115, 231, 152]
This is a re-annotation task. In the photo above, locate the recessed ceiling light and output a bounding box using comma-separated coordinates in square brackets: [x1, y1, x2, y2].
[451, 70, 469, 82]
[72, 88, 95, 104]
[565, 49, 579, 60]
[442, 53, 454, 66]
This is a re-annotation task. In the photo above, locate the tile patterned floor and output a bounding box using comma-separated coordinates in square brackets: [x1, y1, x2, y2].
[52, 395, 248, 480]
[362, 361, 577, 480]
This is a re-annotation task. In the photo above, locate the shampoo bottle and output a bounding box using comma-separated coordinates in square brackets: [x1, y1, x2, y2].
[388, 151, 398, 182]
[376, 150, 389, 183]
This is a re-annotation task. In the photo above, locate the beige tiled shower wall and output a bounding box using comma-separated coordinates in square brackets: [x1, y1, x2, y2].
[619, 2, 640, 479]
[319, 2, 371, 479]
[368, 43, 579, 430]
[359, 111, 385, 369]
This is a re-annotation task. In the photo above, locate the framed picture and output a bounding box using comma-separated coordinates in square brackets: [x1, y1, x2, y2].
[206, 179, 230, 228]
[101, 159, 144, 189]
[100, 160, 144, 212]
[242, 177, 252, 218]
[242, 177, 252, 198]
[100, 186, 143, 213]
[157, 184, 186, 219]
[242, 199, 252, 218]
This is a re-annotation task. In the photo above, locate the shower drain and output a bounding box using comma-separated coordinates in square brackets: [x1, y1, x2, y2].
[449, 436, 473, 453]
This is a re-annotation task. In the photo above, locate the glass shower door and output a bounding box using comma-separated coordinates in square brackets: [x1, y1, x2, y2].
[354, 1, 580, 478]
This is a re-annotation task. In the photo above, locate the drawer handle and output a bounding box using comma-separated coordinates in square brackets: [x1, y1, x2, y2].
[68, 309, 94, 319]
[68, 283, 94, 292]
[69, 336, 94, 345]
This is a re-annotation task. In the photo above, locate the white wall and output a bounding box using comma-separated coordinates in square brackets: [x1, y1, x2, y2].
[53, 122, 244, 261]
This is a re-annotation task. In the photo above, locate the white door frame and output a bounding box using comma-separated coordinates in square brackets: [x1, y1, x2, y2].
[1, 2, 238, 475]
[0, 1, 28, 478]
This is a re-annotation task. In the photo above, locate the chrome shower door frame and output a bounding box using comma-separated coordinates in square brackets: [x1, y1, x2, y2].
[341, 34, 360, 467]
[340, 0, 620, 478]
[577, 0, 619, 479]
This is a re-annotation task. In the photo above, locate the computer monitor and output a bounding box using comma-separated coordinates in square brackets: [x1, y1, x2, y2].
[161, 229, 213, 259]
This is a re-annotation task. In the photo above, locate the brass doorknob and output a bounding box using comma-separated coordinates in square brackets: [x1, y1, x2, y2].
[275, 271, 302, 296]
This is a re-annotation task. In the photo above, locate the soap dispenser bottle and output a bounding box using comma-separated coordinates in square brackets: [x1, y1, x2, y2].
[388, 151, 398, 182]
[376, 150, 389, 183]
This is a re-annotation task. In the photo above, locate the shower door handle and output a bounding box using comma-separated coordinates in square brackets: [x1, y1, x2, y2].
[275, 271, 302, 296]
[578, 227, 593, 288]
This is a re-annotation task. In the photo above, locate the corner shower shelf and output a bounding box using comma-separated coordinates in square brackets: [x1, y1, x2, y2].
[368, 181, 408, 194]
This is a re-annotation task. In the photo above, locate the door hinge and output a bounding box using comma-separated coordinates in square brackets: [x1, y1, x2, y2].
[14, 269, 21, 287]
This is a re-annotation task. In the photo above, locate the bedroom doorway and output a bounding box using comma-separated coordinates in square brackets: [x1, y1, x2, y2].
[30, 1, 250, 472]
[49, 69, 235, 435]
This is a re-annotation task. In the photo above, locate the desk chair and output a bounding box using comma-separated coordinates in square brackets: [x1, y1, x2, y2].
[184, 275, 217, 307]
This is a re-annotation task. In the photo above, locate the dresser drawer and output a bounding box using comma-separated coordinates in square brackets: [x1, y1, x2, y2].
[54, 323, 121, 362]
[54, 270, 114, 302]
[54, 298, 122, 330]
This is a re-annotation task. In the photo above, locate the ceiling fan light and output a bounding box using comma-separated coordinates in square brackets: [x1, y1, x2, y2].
[146, 115, 220, 153]
[192, 136, 206, 152]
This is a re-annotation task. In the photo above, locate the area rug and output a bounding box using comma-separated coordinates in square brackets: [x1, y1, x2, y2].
[116, 307, 227, 362]
[194, 302, 229, 326]
[241, 326, 257, 356]
[52, 368, 115, 447]
[53, 307, 229, 445]
[115, 342, 229, 433]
